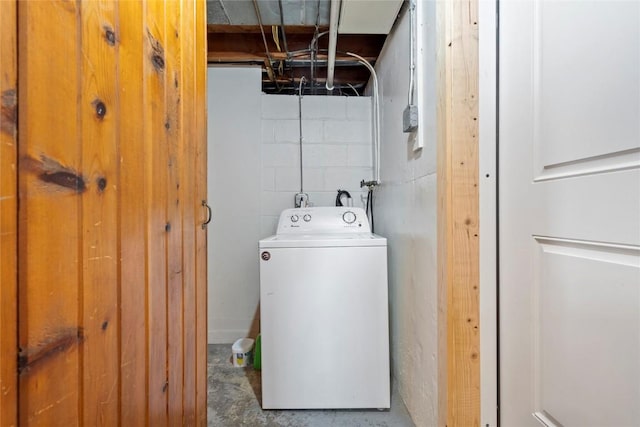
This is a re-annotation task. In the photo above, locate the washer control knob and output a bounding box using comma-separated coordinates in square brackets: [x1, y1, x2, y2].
[303, 214, 312, 222]
[342, 211, 357, 224]
[290, 214, 299, 223]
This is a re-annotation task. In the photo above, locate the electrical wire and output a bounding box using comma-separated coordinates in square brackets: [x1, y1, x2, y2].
[346, 83, 359, 96]
[277, 0, 291, 59]
[252, 0, 280, 89]
[314, 0, 321, 29]
[310, 36, 316, 94]
[271, 27, 284, 75]
[408, 0, 417, 105]
[218, 0, 232, 24]
[345, 52, 381, 230]
[310, 31, 329, 95]
[310, 0, 322, 94]
[272, 26, 281, 51]
[346, 52, 381, 185]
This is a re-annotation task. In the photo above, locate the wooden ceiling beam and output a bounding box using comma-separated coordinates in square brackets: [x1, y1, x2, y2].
[207, 52, 264, 62]
[207, 32, 385, 59]
[207, 24, 327, 34]
[207, 51, 376, 63]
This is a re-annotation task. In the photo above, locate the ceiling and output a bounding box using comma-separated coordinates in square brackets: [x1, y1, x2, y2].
[206, 0, 399, 95]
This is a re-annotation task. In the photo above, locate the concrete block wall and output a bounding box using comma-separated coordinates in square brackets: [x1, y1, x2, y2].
[371, 2, 438, 426]
[207, 66, 374, 344]
[260, 95, 373, 237]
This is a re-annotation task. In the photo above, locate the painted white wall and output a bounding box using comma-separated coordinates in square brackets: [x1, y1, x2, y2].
[372, 2, 438, 425]
[207, 67, 374, 343]
[207, 67, 263, 344]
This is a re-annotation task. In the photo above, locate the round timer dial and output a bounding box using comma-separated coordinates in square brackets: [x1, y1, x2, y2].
[342, 211, 357, 224]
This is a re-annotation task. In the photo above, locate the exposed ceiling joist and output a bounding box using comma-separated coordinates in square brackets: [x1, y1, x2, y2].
[207, 30, 385, 59]
[206, 1, 401, 94]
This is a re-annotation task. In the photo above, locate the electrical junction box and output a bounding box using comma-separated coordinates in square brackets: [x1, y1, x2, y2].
[403, 104, 419, 133]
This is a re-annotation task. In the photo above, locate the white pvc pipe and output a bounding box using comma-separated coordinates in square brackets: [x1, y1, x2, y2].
[325, 0, 341, 91]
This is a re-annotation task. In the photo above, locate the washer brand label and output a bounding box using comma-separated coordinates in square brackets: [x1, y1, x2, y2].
[261, 251, 271, 261]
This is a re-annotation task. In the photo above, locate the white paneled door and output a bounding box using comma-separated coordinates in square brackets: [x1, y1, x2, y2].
[499, 1, 640, 426]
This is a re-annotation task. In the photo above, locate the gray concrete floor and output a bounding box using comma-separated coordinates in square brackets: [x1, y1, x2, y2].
[207, 344, 415, 427]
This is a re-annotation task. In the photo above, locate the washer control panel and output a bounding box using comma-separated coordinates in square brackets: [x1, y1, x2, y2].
[277, 207, 370, 234]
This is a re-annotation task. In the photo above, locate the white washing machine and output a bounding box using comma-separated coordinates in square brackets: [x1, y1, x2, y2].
[259, 206, 389, 409]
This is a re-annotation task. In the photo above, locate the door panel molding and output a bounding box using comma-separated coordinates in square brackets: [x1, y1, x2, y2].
[533, 411, 561, 427]
[532, 236, 639, 425]
[531, 0, 640, 173]
[534, 236, 640, 264]
[534, 147, 640, 182]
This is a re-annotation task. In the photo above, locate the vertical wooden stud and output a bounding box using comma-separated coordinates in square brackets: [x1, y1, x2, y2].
[437, 0, 481, 426]
[0, 1, 18, 425]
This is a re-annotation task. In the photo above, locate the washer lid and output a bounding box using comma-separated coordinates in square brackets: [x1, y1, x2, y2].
[259, 233, 387, 248]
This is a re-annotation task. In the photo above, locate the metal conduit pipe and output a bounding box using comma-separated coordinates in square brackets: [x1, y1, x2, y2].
[325, 0, 341, 91]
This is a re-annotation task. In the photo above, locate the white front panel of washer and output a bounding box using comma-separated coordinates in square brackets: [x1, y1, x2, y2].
[259, 245, 390, 409]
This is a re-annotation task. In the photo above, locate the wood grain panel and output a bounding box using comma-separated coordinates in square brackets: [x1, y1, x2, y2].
[165, 1, 185, 424]
[79, 2, 120, 424]
[117, 1, 148, 424]
[18, 2, 82, 424]
[144, 1, 170, 424]
[0, 1, 18, 425]
[181, 2, 198, 423]
[15, 0, 208, 424]
[436, 0, 480, 425]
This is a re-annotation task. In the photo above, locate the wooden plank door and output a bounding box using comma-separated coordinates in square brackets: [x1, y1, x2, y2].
[499, 1, 640, 425]
[0, 1, 18, 426]
[15, 0, 208, 425]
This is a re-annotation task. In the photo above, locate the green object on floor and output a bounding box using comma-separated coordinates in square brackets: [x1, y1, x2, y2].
[253, 333, 261, 370]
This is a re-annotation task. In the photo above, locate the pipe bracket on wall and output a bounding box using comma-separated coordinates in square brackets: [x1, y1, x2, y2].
[202, 200, 212, 229]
